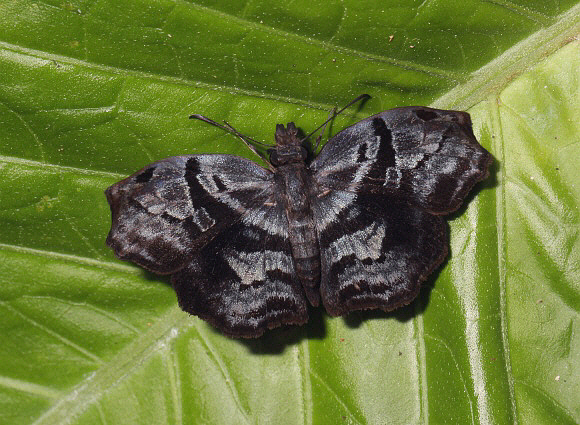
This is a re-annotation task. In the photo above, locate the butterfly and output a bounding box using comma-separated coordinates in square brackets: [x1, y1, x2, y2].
[105, 96, 492, 338]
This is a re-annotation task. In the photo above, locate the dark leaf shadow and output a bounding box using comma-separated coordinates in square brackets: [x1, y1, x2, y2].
[239, 306, 327, 355]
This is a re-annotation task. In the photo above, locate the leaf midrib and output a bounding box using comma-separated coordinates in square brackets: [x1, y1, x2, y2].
[32, 307, 191, 425]
[433, 4, 580, 110]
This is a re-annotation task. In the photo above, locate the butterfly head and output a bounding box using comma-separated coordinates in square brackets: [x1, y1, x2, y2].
[269, 122, 308, 166]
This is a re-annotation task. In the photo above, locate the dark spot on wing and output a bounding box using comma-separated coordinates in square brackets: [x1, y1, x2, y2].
[184, 158, 227, 218]
[357, 143, 368, 163]
[371, 117, 395, 168]
[415, 109, 438, 121]
[135, 167, 155, 183]
[212, 174, 228, 192]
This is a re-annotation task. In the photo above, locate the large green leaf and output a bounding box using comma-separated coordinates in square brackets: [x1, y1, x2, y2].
[0, 1, 578, 423]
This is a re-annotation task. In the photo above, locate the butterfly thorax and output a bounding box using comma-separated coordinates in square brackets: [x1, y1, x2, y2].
[269, 123, 308, 166]
[271, 123, 321, 306]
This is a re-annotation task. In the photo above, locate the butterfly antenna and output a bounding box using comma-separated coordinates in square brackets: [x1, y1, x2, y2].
[190, 114, 269, 146]
[190, 114, 272, 161]
[313, 107, 336, 153]
[300, 94, 371, 145]
[221, 121, 272, 147]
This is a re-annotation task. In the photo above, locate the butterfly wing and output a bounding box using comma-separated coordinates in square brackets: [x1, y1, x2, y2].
[106, 154, 271, 274]
[310, 107, 491, 315]
[172, 202, 308, 338]
[106, 154, 307, 337]
[311, 106, 492, 214]
[313, 190, 447, 315]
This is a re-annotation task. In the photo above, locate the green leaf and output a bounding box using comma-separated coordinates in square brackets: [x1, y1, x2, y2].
[0, 1, 578, 424]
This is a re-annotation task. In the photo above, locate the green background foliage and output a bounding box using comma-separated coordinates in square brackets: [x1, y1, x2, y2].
[0, 1, 578, 423]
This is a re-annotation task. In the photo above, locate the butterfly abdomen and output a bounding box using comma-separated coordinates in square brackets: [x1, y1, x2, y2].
[276, 162, 321, 307]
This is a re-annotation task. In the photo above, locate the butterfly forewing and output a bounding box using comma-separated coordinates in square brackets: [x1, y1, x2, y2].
[311, 106, 492, 214]
[106, 155, 271, 272]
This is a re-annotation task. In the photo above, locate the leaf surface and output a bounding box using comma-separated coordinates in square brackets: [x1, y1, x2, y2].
[0, 1, 578, 424]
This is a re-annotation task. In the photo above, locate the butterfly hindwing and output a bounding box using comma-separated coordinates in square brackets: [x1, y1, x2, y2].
[311, 106, 492, 214]
[313, 191, 447, 316]
[171, 202, 308, 338]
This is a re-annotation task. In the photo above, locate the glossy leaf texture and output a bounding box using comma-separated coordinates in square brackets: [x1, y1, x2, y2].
[0, 1, 578, 424]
